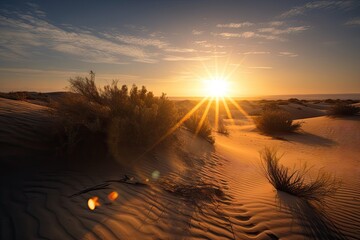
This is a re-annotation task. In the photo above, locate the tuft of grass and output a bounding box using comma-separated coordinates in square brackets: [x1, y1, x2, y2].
[327, 103, 360, 116]
[260, 147, 339, 202]
[184, 114, 214, 144]
[255, 109, 302, 134]
[217, 118, 229, 136]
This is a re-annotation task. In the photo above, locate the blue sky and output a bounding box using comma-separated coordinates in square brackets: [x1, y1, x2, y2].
[0, 0, 359, 96]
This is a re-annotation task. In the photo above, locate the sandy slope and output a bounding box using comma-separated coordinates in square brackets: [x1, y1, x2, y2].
[1, 98, 359, 239]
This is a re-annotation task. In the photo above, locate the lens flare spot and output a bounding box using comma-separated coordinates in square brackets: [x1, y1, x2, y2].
[152, 170, 160, 180]
[88, 197, 100, 210]
[108, 191, 119, 201]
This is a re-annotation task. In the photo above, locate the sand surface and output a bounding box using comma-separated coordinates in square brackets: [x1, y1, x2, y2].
[1, 98, 359, 239]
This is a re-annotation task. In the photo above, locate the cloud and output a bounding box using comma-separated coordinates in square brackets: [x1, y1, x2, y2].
[192, 29, 204, 35]
[163, 56, 211, 61]
[279, 52, 298, 57]
[0, 10, 164, 64]
[215, 31, 285, 41]
[216, 31, 255, 39]
[345, 18, 360, 25]
[103, 33, 168, 48]
[216, 22, 253, 28]
[258, 26, 309, 35]
[164, 48, 197, 53]
[243, 51, 270, 55]
[280, 1, 357, 18]
[269, 21, 284, 26]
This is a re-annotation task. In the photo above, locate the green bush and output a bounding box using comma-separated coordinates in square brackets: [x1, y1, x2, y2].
[52, 72, 178, 154]
[328, 103, 360, 116]
[260, 148, 338, 202]
[255, 109, 302, 134]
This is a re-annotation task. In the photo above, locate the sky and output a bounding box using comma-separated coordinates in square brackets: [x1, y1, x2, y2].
[0, 0, 359, 97]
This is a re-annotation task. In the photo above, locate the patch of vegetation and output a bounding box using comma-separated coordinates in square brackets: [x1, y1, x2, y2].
[217, 118, 229, 136]
[260, 148, 339, 202]
[52, 72, 178, 154]
[327, 103, 360, 116]
[184, 114, 214, 144]
[254, 109, 302, 134]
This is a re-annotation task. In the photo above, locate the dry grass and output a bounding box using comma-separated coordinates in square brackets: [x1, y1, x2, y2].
[217, 118, 229, 136]
[260, 148, 339, 202]
[328, 103, 360, 116]
[52, 72, 178, 153]
[184, 114, 214, 144]
[255, 109, 302, 134]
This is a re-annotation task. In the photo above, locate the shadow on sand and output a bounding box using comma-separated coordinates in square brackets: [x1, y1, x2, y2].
[276, 191, 346, 240]
[274, 132, 337, 147]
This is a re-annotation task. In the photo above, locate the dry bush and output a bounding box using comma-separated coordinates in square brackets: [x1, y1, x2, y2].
[327, 103, 360, 116]
[52, 72, 178, 153]
[217, 118, 229, 136]
[184, 114, 214, 144]
[255, 109, 302, 134]
[260, 148, 339, 202]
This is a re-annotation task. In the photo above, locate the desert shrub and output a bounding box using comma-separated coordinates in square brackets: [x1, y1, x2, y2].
[217, 118, 229, 136]
[52, 72, 178, 152]
[327, 103, 360, 116]
[184, 114, 214, 144]
[260, 148, 338, 202]
[255, 109, 302, 134]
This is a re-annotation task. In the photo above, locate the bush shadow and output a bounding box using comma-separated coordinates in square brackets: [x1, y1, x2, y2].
[276, 191, 346, 239]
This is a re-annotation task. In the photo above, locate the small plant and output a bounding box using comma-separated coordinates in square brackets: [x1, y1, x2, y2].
[260, 147, 339, 202]
[184, 114, 214, 144]
[328, 103, 360, 116]
[254, 109, 302, 134]
[217, 118, 229, 136]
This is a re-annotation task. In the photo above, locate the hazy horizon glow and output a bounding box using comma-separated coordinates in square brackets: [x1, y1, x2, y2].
[0, 0, 359, 97]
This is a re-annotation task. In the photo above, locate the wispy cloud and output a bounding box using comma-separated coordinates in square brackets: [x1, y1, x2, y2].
[103, 33, 168, 48]
[279, 52, 298, 57]
[214, 31, 285, 41]
[258, 26, 309, 35]
[0, 9, 166, 64]
[164, 48, 197, 53]
[243, 51, 270, 55]
[280, 1, 356, 18]
[216, 22, 253, 28]
[345, 18, 360, 25]
[192, 29, 204, 35]
[162, 56, 211, 61]
[215, 31, 255, 39]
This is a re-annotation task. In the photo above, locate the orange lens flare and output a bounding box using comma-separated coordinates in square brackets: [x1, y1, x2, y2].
[88, 197, 100, 210]
[108, 191, 119, 201]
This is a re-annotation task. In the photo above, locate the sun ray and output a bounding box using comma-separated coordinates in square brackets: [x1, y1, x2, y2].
[224, 54, 247, 81]
[214, 97, 219, 131]
[142, 97, 209, 155]
[226, 97, 253, 122]
[221, 97, 235, 125]
[195, 97, 214, 137]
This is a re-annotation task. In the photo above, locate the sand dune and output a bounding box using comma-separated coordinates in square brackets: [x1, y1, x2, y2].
[1, 98, 359, 239]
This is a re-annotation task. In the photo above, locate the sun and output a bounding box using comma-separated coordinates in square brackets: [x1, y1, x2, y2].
[204, 78, 229, 97]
